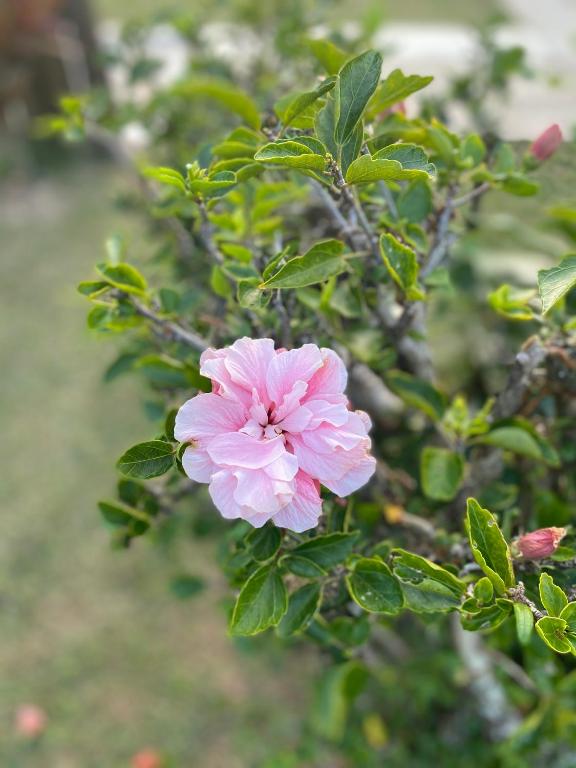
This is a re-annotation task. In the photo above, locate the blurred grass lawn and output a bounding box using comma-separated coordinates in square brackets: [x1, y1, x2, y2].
[0, 161, 321, 767]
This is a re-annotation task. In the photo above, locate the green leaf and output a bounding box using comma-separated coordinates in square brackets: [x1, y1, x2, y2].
[474, 577, 494, 604]
[386, 370, 446, 421]
[465, 498, 515, 595]
[501, 173, 539, 196]
[488, 284, 535, 321]
[309, 38, 349, 75]
[345, 154, 403, 184]
[247, 523, 282, 562]
[460, 602, 511, 632]
[98, 500, 151, 528]
[340, 120, 364, 175]
[279, 77, 337, 126]
[277, 583, 322, 637]
[173, 78, 260, 129]
[538, 255, 576, 314]
[260, 239, 347, 290]
[143, 166, 186, 191]
[335, 50, 383, 144]
[315, 94, 338, 159]
[237, 278, 272, 309]
[420, 447, 464, 502]
[229, 564, 287, 636]
[475, 425, 559, 465]
[368, 69, 433, 115]
[188, 170, 237, 196]
[116, 440, 175, 479]
[77, 280, 110, 298]
[291, 532, 359, 569]
[392, 549, 465, 613]
[254, 139, 327, 171]
[346, 557, 404, 614]
[135, 354, 200, 389]
[539, 572, 568, 617]
[397, 179, 432, 222]
[96, 262, 147, 295]
[279, 554, 327, 579]
[460, 134, 486, 166]
[311, 661, 368, 742]
[374, 143, 435, 176]
[514, 603, 534, 646]
[535, 616, 572, 654]
[560, 602, 576, 633]
[379, 233, 424, 300]
[170, 574, 205, 599]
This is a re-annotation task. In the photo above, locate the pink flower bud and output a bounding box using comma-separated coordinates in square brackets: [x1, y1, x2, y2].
[530, 124, 562, 162]
[516, 527, 566, 559]
[15, 705, 47, 738]
[131, 749, 163, 768]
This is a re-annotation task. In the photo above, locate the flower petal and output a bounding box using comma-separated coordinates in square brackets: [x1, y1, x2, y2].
[207, 432, 286, 469]
[266, 344, 323, 407]
[181, 445, 215, 482]
[305, 348, 348, 397]
[224, 337, 276, 405]
[174, 393, 246, 442]
[272, 471, 322, 532]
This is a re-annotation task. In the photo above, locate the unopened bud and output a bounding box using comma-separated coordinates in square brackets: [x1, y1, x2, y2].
[131, 749, 163, 768]
[530, 124, 562, 162]
[516, 527, 566, 559]
[15, 705, 47, 738]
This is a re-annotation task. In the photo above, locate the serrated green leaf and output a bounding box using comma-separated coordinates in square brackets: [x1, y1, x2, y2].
[117, 440, 175, 479]
[229, 564, 287, 636]
[346, 557, 403, 614]
[277, 583, 323, 637]
[538, 255, 576, 314]
[260, 239, 347, 290]
[335, 50, 382, 143]
[420, 447, 464, 502]
[465, 498, 515, 594]
[539, 572, 568, 617]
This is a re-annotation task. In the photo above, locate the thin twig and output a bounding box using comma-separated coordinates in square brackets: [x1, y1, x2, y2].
[452, 182, 491, 208]
[127, 295, 209, 352]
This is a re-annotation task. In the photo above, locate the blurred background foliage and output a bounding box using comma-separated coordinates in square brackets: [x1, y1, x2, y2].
[1, 0, 576, 766]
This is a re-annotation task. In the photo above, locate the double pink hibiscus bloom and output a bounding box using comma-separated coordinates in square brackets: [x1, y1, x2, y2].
[175, 338, 376, 532]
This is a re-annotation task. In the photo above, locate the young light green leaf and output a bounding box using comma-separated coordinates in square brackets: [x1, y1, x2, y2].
[539, 572, 568, 617]
[280, 77, 337, 126]
[420, 447, 464, 502]
[538, 255, 576, 314]
[488, 284, 535, 321]
[346, 557, 404, 614]
[374, 143, 435, 176]
[560, 602, 576, 633]
[117, 440, 175, 479]
[188, 170, 237, 196]
[368, 69, 433, 115]
[345, 154, 403, 184]
[260, 239, 347, 290]
[173, 77, 260, 129]
[96, 262, 148, 295]
[143, 166, 186, 191]
[308, 38, 349, 74]
[386, 370, 446, 420]
[335, 50, 383, 144]
[535, 616, 572, 654]
[465, 498, 515, 594]
[254, 139, 327, 171]
[379, 233, 425, 300]
[277, 583, 323, 637]
[514, 603, 534, 646]
[291, 531, 360, 569]
[229, 564, 287, 636]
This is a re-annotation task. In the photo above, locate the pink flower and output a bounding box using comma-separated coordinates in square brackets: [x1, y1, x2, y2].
[530, 124, 562, 162]
[15, 705, 47, 738]
[175, 338, 375, 532]
[516, 527, 566, 559]
[131, 749, 163, 768]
